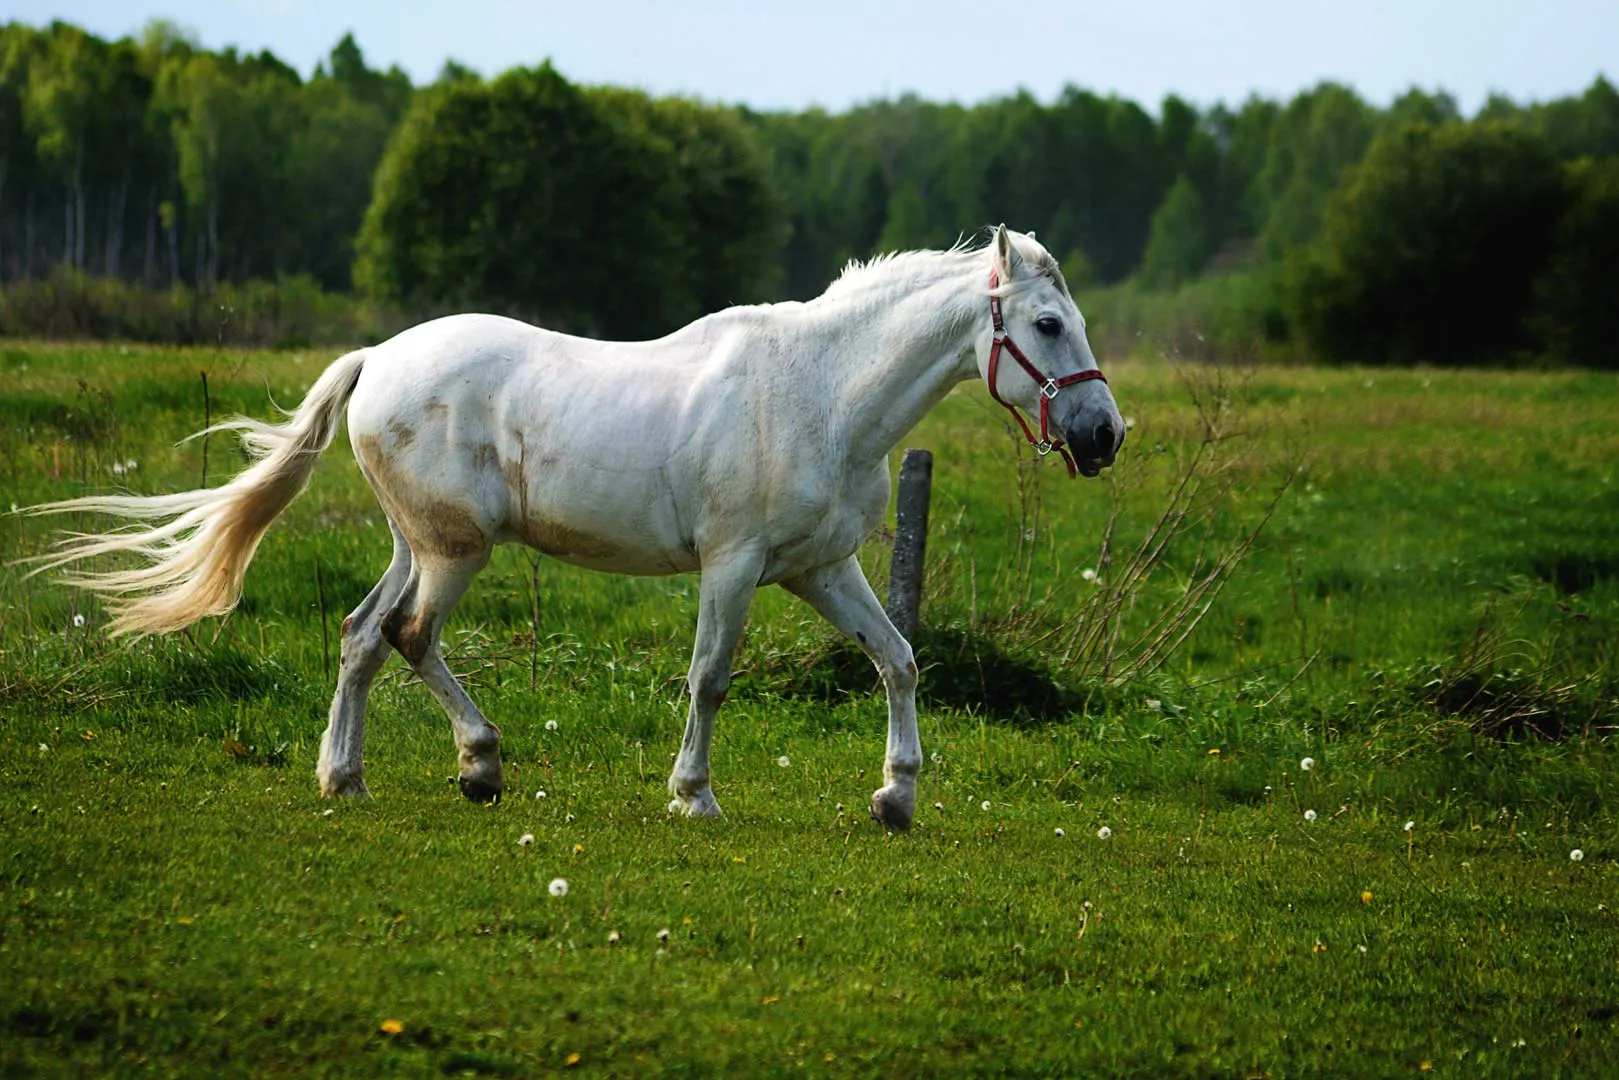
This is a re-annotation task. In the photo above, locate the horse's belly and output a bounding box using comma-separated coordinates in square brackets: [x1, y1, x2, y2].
[502, 474, 696, 576]
[520, 521, 697, 576]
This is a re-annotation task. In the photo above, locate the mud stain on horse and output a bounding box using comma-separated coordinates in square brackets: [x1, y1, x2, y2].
[423, 399, 450, 419]
[518, 518, 620, 559]
[380, 603, 434, 666]
[495, 440, 608, 556]
[387, 418, 417, 449]
[356, 433, 487, 560]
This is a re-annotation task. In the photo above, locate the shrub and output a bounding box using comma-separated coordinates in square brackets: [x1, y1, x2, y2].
[1287, 121, 1569, 367]
[0, 270, 394, 347]
[1531, 157, 1619, 369]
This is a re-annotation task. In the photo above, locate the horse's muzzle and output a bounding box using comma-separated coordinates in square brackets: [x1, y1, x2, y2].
[1067, 419, 1124, 477]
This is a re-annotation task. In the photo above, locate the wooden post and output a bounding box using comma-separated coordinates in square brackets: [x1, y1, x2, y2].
[886, 448, 933, 643]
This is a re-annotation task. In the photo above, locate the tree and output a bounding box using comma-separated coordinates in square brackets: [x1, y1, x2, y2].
[1289, 121, 1569, 366]
[357, 65, 774, 337]
[1139, 174, 1212, 288]
[589, 88, 780, 318]
[24, 22, 101, 270]
[1531, 157, 1619, 368]
[1253, 83, 1377, 257]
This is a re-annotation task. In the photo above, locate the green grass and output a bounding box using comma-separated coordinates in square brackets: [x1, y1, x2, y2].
[2, 340, 1617, 1077]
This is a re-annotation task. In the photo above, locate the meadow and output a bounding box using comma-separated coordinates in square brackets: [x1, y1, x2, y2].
[1, 340, 1616, 1077]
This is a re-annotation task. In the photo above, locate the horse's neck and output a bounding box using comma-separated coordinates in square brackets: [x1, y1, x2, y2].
[816, 264, 984, 466]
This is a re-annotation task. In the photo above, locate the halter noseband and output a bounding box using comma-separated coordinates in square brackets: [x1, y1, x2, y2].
[986, 268, 1107, 478]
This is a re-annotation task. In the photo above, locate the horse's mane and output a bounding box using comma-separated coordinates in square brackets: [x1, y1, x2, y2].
[821, 230, 1070, 302]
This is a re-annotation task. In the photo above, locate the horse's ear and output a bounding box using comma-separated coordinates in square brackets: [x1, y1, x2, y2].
[993, 224, 1026, 280]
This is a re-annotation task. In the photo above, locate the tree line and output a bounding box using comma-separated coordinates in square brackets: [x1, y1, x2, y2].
[1, 19, 1615, 364]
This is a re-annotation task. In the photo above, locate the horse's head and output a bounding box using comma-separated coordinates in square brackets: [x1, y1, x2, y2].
[977, 225, 1125, 478]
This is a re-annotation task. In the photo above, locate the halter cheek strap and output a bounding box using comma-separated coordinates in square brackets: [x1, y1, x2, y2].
[985, 268, 1107, 478]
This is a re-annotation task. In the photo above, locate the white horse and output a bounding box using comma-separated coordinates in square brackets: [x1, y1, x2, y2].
[26, 226, 1123, 829]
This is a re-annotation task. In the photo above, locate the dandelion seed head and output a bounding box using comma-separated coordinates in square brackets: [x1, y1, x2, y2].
[1080, 568, 1097, 582]
[1304, 809, 1317, 822]
[1570, 849, 1584, 862]
[536, 789, 546, 799]
[607, 930, 620, 944]
[544, 719, 559, 731]
[72, 613, 86, 628]
[657, 927, 670, 942]
[934, 801, 943, 811]
[548, 877, 569, 897]
[776, 755, 790, 768]
[1404, 820, 1415, 832]
[1054, 827, 1065, 837]
[1096, 826, 1112, 840]
[518, 833, 534, 847]
[1300, 757, 1316, 772]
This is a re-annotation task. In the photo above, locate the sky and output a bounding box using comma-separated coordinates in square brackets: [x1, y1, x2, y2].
[12, 0, 1617, 115]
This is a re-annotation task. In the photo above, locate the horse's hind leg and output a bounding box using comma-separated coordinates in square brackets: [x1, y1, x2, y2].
[318, 521, 413, 797]
[380, 553, 503, 802]
[782, 556, 920, 830]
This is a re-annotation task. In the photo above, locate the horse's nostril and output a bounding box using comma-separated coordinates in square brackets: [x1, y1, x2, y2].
[1094, 422, 1116, 457]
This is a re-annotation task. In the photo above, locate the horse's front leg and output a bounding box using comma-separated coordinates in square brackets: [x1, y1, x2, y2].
[669, 548, 764, 818]
[782, 556, 920, 830]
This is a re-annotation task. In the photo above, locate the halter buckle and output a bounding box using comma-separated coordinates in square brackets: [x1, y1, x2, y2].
[1034, 439, 1054, 456]
[1039, 379, 1060, 400]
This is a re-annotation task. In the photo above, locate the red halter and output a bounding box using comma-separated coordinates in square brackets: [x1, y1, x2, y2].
[985, 268, 1107, 478]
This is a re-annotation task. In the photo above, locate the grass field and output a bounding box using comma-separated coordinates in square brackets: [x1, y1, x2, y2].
[2, 340, 1617, 1077]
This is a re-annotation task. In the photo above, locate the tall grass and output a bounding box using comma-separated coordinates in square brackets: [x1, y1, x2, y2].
[0, 271, 407, 348]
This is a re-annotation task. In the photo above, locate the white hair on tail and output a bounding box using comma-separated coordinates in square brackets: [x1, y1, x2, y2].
[19, 348, 369, 638]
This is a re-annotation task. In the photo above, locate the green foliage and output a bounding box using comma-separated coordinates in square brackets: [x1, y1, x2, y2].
[2, 18, 1617, 370]
[0, 268, 394, 346]
[1253, 82, 1379, 258]
[0, 20, 409, 290]
[1531, 157, 1619, 368]
[1288, 121, 1569, 366]
[356, 67, 775, 337]
[1081, 266, 1290, 362]
[1138, 174, 1212, 288]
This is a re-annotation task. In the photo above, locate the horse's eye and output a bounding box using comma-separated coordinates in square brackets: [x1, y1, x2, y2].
[1035, 315, 1063, 337]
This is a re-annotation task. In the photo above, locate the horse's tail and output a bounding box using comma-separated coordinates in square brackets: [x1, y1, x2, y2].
[21, 348, 370, 639]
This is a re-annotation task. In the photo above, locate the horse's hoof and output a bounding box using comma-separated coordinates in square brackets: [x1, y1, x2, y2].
[870, 786, 914, 831]
[319, 774, 373, 799]
[669, 789, 723, 818]
[458, 776, 503, 804]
